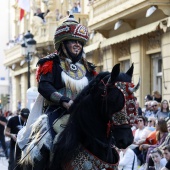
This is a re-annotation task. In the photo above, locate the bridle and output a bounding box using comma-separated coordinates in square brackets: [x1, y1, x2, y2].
[100, 76, 138, 138]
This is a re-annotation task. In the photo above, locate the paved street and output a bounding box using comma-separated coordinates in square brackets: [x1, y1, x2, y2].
[0, 157, 8, 170]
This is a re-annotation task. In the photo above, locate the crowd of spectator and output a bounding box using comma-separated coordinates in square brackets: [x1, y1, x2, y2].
[5, 33, 24, 49]
[118, 90, 170, 170]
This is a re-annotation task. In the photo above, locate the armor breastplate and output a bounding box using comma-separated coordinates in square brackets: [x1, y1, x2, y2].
[60, 60, 86, 80]
[60, 60, 88, 97]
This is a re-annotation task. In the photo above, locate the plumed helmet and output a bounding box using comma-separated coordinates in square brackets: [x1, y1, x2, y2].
[54, 14, 89, 50]
[20, 108, 30, 119]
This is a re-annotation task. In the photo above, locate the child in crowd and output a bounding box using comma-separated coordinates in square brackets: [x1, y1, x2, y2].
[150, 148, 167, 170]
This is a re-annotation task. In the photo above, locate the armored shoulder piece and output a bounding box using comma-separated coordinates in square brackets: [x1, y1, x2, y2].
[36, 53, 60, 81]
[36, 53, 60, 66]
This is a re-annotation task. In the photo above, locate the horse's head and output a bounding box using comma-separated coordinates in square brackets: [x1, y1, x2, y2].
[91, 63, 139, 149]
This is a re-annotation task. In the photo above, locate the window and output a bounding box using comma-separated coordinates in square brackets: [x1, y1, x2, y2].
[120, 60, 130, 72]
[158, 59, 162, 73]
[151, 53, 162, 94]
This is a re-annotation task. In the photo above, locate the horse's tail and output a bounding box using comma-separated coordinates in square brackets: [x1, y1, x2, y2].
[19, 114, 52, 166]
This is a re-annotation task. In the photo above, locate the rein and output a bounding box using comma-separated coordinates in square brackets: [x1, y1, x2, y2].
[100, 77, 134, 138]
[91, 131, 117, 164]
[100, 77, 114, 138]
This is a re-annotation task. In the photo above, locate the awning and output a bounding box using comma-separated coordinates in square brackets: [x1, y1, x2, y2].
[100, 17, 170, 48]
[84, 41, 100, 53]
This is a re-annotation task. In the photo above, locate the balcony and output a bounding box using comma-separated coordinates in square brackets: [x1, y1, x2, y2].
[4, 13, 89, 67]
[4, 45, 23, 67]
[32, 13, 88, 46]
[88, 0, 170, 36]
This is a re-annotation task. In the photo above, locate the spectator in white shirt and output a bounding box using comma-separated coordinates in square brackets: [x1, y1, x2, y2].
[151, 100, 160, 116]
[132, 116, 151, 165]
[134, 116, 151, 145]
[118, 147, 137, 170]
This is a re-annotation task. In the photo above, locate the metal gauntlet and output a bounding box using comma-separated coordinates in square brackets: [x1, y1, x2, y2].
[50, 92, 70, 105]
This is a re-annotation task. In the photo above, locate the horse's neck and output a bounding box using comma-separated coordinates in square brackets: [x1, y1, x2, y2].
[82, 132, 115, 163]
[76, 95, 115, 163]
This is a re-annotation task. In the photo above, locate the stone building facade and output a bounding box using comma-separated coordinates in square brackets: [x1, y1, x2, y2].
[4, 0, 170, 110]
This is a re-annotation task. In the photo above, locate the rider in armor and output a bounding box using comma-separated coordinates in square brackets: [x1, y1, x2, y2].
[17, 14, 97, 170]
[36, 14, 97, 139]
[17, 15, 97, 170]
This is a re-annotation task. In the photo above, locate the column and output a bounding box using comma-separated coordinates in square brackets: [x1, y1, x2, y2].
[130, 37, 142, 104]
[162, 31, 170, 100]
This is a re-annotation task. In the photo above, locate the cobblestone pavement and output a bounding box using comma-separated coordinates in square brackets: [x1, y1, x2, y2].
[0, 157, 8, 170]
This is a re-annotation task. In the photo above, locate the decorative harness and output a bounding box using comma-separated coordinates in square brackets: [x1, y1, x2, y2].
[66, 145, 119, 170]
[100, 79, 137, 137]
[113, 81, 137, 125]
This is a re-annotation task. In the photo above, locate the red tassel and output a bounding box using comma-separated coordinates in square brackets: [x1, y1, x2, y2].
[36, 61, 53, 81]
[92, 70, 98, 76]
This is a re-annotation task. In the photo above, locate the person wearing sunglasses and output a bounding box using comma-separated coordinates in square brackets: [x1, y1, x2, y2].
[156, 100, 170, 120]
[133, 116, 149, 145]
[151, 101, 160, 116]
[146, 118, 156, 132]
[144, 101, 155, 119]
[131, 116, 150, 165]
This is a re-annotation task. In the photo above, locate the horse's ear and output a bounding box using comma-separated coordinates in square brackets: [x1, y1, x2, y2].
[126, 63, 134, 77]
[111, 63, 120, 82]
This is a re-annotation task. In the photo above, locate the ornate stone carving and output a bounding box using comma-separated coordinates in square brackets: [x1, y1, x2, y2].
[147, 31, 162, 50]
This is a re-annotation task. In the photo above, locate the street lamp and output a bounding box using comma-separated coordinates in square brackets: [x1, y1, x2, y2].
[21, 31, 36, 89]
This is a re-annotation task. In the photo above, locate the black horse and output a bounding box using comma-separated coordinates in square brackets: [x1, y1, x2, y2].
[49, 63, 139, 170]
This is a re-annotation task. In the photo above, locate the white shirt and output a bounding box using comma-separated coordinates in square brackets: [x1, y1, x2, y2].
[118, 148, 137, 170]
[134, 127, 150, 142]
